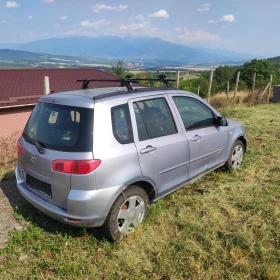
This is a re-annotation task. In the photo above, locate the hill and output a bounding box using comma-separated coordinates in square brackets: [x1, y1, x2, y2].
[0, 36, 255, 66]
[267, 56, 280, 68]
[0, 49, 113, 69]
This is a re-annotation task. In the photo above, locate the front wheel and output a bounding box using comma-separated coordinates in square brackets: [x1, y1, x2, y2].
[226, 140, 245, 170]
[102, 186, 149, 241]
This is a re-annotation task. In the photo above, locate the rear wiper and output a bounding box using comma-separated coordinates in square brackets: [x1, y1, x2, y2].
[24, 136, 46, 154]
[33, 140, 45, 154]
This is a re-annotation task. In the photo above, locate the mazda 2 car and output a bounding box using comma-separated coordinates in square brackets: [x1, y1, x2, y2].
[15, 77, 246, 241]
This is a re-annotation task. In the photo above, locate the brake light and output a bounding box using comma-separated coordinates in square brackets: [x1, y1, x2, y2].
[17, 140, 23, 156]
[52, 159, 101, 174]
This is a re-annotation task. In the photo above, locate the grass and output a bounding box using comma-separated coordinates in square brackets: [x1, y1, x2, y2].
[209, 89, 272, 109]
[0, 102, 280, 279]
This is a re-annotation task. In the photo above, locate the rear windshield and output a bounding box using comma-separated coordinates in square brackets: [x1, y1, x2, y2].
[23, 102, 93, 152]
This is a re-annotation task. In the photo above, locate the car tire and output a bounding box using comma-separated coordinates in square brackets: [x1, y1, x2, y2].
[226, 140, 245, 170]
[102, 186, 149, 241]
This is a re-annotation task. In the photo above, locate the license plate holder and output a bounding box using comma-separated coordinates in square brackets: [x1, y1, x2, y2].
[26, 174, 52, 198]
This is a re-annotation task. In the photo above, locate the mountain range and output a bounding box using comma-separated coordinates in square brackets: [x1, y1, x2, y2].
[0, 36, 257, 67]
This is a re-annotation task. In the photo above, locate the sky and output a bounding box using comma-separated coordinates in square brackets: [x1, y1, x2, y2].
[0, 0, 279, 58]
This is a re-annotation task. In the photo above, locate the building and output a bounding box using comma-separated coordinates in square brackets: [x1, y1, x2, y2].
[0, 68, 120, 139]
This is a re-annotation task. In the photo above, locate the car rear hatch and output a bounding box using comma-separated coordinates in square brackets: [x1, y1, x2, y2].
[17, 100, 94, 209]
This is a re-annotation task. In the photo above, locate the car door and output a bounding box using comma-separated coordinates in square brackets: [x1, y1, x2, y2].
[170, 95, 228, 179]
[128, 95, 190, 198]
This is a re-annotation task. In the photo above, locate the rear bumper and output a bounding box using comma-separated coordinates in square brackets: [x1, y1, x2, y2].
[15, 164, 123, 228]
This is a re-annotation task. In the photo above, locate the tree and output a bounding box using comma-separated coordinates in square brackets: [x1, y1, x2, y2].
[103, 59, 127, 77]
[134, 71, 160, 87]
[238, 59, 279, 88]
[179, 75, 212, 98]
[214, 65, 235, 92]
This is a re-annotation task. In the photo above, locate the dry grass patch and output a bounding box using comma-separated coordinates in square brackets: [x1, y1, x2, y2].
[0, 131, 20, 180]
[209, 90, 272, 109]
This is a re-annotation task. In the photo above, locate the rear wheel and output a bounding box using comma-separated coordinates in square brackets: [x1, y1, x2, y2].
[102, 186, 149, 241]
[226, 140, 245, 170]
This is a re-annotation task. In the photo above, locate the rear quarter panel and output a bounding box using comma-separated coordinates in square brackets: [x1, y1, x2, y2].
[92, 99, 143, 191]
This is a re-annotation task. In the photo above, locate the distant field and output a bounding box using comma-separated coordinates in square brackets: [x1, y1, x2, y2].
[130, 70, 200, 80]
[0, 60, 31, 68]
[0, 60, 111, 69]
[0, 103, 279, 279]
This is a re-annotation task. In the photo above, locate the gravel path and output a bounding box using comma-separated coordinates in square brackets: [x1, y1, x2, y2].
[0, 179, 28, 249]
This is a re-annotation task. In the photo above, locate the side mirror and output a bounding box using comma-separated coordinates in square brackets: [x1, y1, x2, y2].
[216, 116, 228, 126]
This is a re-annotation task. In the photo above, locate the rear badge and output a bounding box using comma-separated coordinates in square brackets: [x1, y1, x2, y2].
[31, 154, 37, 163]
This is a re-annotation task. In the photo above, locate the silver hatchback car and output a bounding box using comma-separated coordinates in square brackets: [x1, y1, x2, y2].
[15, 76, 246, 240]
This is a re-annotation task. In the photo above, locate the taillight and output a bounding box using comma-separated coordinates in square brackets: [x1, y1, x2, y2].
[17, 140, 23, 156]
[52, 159, 101, 174]
[66, 217, 82, 222]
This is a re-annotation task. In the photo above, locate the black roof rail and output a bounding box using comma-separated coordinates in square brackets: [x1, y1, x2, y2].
[77, 74, 176, 92]
[77, 78, 133, 91]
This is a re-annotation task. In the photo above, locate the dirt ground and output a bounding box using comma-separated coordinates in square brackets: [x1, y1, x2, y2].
[0, 179, 28, 249]
[0, 108, 32, 139]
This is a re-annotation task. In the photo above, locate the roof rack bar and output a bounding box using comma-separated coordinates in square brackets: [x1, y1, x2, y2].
[125, 74, 175, 89]
[77, 74, 176, 91]
[125, 78, 176, 88]
[77, 79, 133, 91]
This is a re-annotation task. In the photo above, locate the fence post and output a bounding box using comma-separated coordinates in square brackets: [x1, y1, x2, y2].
[261, 82, 271, 98]
[233, 71, 240, 103]
[251, 72, 256, 104]
[207, 70, 213, 103]
[267, 74, 273, 103]
[176, 71, 180, 89]
[44, 76, 50, 95]
[226, 81, 229, 104]
[197, 85, 200, 96]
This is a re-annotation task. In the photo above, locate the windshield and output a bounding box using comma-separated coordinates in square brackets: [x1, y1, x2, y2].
[23, 102, 93, 152]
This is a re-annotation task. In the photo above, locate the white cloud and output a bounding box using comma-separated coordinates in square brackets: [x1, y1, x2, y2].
[53, 23, 60, 28]
[197, 3, 210, 12]
[6, 2, 21, 8]
[92, 4, 128, 13]
[41, 0, 54, 3]
[60, 16, 67, 20]
[120, 21, 149, 31]
[175, 27, 219, 42]
[208, 14, 235, 23]
[129, 14, 145, 21]
[148, 9, 169, 19]
[81, 19, 110, 28]
[28, 16, 33, 20]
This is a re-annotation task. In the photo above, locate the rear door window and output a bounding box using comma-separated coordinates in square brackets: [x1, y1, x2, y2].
[23, 102, 93, 152]
[133, 97, 177, 140]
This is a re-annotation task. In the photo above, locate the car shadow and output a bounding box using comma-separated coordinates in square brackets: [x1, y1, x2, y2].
[0, 172, 109, 242]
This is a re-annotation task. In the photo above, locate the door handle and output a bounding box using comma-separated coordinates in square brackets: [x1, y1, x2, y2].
[140, 145, 157, 154]
[191, 135, 202, 141]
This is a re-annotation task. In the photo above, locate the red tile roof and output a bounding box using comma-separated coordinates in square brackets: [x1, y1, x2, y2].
[0, 68, 121, 108]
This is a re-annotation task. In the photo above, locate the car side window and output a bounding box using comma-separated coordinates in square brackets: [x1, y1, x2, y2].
[133, 97, 177, 140]
[173, 96, 215, 130]
[111, 104, 134, 144]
